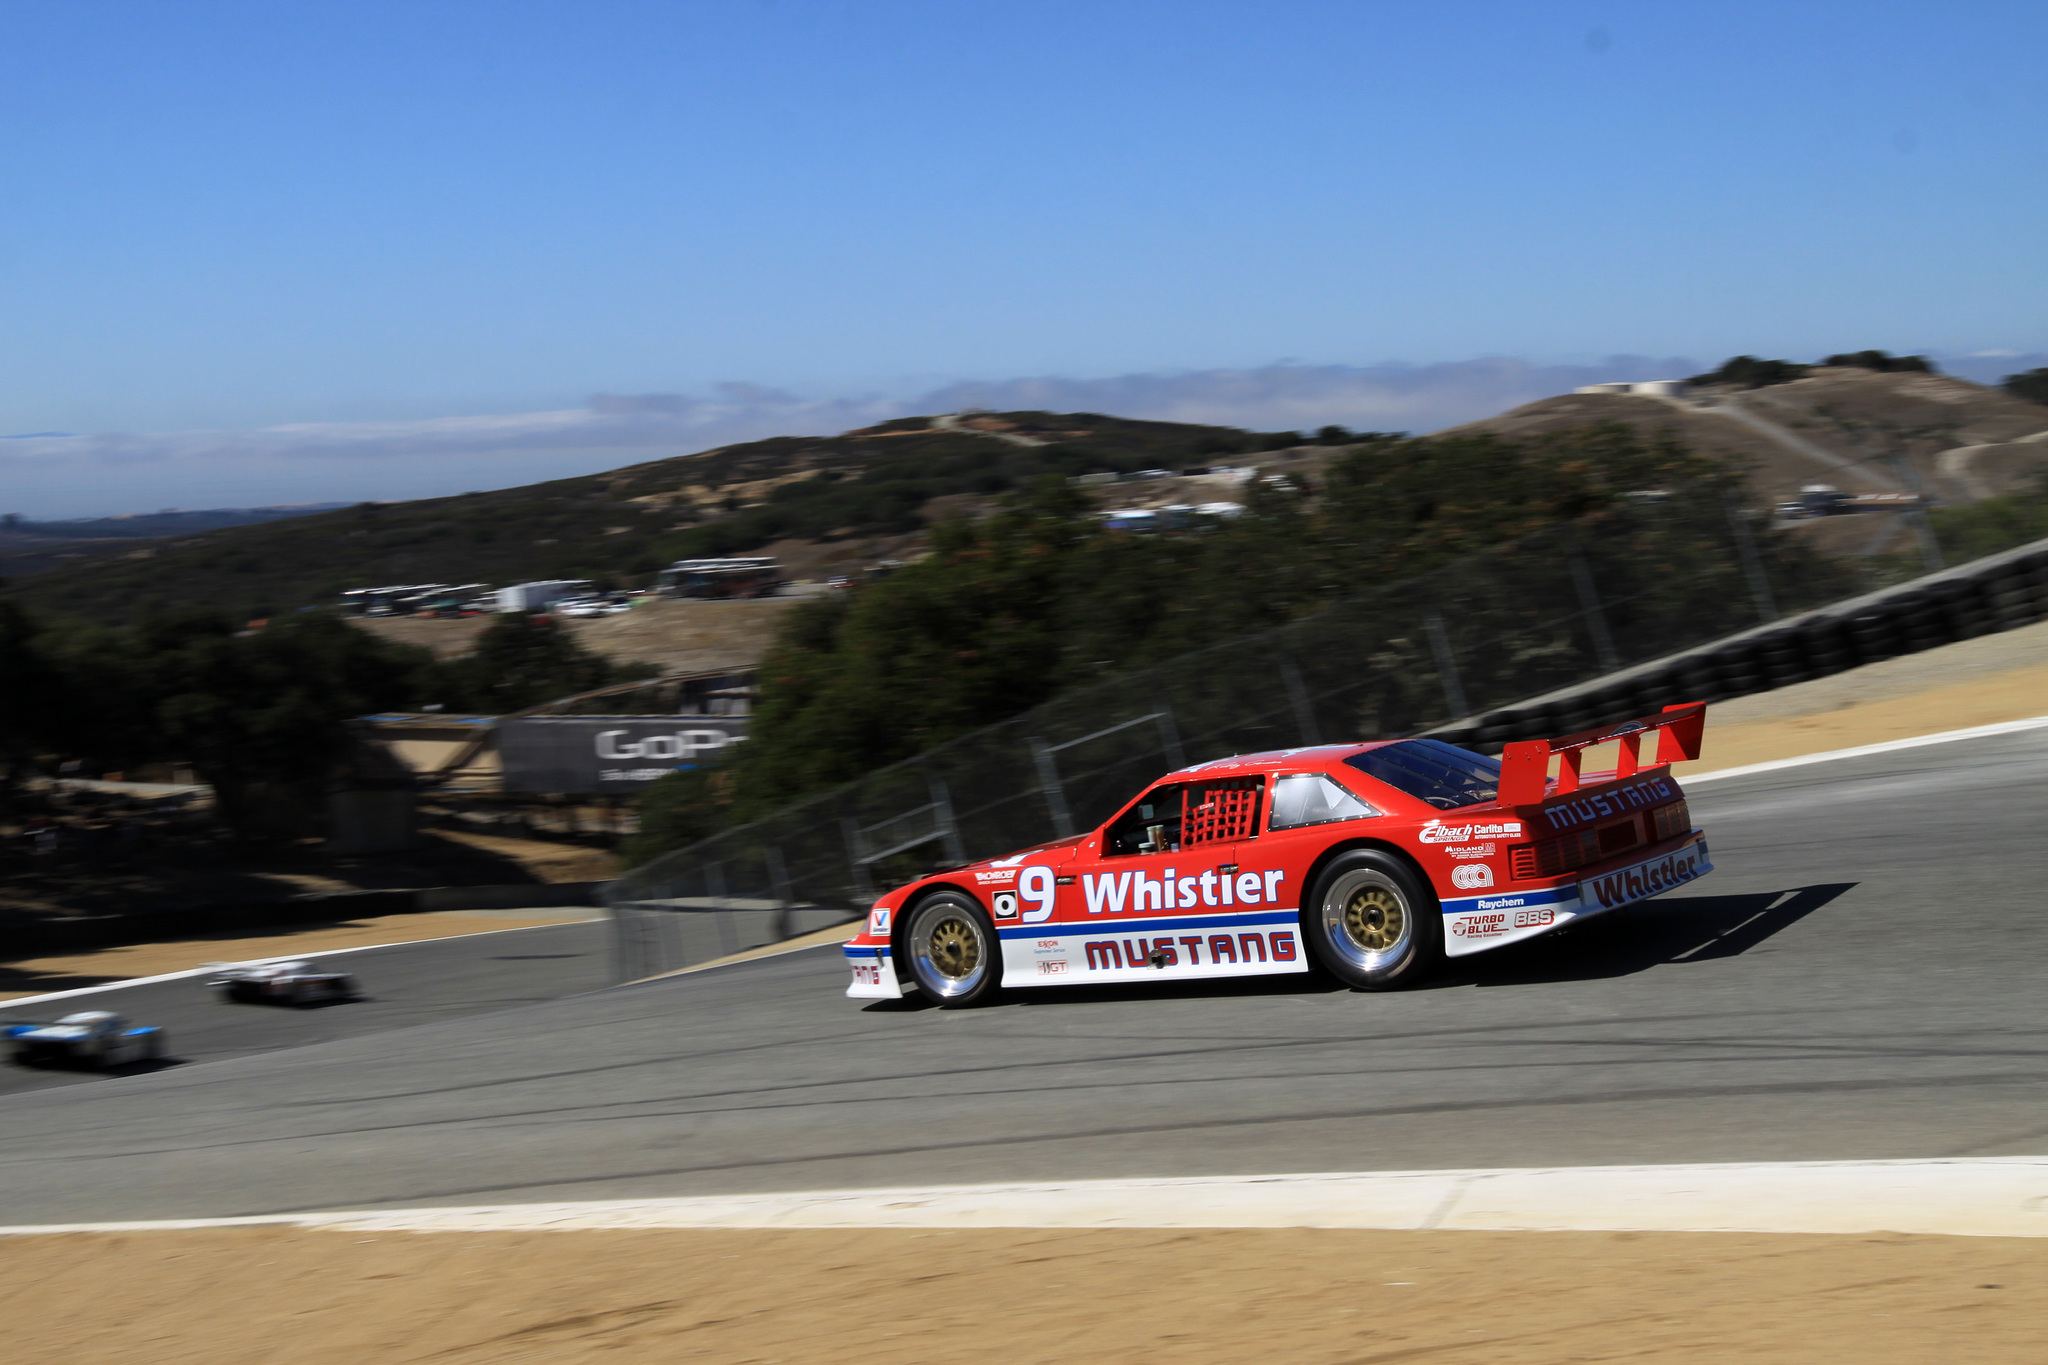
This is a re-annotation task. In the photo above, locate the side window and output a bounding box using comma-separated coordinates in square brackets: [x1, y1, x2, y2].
[1182, 777, 1263, 847]
[1105, 783, 1186, 856]
[1268, 773, 1381, 832]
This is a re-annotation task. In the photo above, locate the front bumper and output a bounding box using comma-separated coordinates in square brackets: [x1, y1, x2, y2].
[844, 942, 904, 999]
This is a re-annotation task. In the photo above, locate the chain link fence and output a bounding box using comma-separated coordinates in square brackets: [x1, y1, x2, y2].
[607, 494, 2048, 983]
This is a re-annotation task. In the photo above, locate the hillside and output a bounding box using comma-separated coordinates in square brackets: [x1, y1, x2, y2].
[3, 412, 1286, 624]
[0, 504, 351, 582]
[1438, 366, 2048, 505]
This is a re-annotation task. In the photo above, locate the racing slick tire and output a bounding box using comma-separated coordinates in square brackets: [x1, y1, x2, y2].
[900, 891, 1002, 1008]
[1303, 850, 1443, 990]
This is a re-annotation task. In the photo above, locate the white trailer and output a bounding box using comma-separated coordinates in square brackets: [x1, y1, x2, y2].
[496, 580, 596, 613]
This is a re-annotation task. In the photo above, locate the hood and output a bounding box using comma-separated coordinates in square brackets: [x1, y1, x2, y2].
[963, 834, 1088, 870]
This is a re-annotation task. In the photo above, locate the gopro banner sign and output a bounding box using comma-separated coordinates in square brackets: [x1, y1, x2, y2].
[497, 716, 750, 794]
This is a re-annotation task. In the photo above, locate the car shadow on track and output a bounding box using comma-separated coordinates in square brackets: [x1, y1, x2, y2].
[1447, 882, 1857, 989]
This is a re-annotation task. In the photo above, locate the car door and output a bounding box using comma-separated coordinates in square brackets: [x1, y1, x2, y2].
[1059, 774, 1268, 978]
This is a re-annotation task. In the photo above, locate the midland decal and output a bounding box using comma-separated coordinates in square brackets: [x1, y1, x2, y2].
[1581, 839, 1712, 910]
[1080, 868, 1286, 912]
[1543, 777, 1677, 831]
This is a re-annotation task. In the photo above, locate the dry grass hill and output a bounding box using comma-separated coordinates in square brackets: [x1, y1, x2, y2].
[1436, 365, 2048, 559]
[1439, 367, 2048, 501]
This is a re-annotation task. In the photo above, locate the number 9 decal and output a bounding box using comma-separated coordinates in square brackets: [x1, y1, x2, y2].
[1018, 866, 1056, 923]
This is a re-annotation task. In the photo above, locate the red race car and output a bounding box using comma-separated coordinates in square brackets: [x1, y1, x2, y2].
[844, 704, 1711, 1006]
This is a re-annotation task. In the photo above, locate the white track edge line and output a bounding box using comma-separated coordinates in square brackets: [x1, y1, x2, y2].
[1684, 714, 2048, 785]
[5, 1158, 2047, 1239]
[0, 917, 600, 1011]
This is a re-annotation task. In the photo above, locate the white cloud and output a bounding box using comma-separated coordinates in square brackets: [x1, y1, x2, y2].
[1, 357, 1709, 475]
[921, 357, 1704, 435]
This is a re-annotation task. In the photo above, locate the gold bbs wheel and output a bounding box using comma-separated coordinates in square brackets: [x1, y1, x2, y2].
[904, 893, 999, 1005]
[1341, 885, 1406, 954]
[1307, 852, 1440, 990]
[925, 916, 981, 979]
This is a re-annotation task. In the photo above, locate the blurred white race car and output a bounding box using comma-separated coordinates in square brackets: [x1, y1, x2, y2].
[5, 1011, 166, 1068]
[207, 959, 359, 1006]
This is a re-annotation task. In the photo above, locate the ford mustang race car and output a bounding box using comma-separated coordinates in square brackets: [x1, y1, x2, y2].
[207, 959, 359, 1005]
[845, 704, 1711, 1006]
[5, 1011, 166, 1068]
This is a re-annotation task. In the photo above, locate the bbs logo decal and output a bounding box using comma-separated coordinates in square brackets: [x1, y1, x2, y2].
[1450, 864, 1494, 889]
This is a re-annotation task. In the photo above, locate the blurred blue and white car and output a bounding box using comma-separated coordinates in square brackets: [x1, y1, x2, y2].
[5, 1011, 166, 1068]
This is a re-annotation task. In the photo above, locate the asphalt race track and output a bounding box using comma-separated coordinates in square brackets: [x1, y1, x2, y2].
[2, 731, 2044, 1225]
[0, 920, 610, 1099]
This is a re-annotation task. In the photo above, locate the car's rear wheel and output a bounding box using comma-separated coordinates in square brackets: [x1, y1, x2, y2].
[901, 891, 1001, 1008]
[1303, 850, 1443, 990]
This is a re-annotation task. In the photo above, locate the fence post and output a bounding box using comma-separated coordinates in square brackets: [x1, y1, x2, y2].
[1725, 494, 1780, 624]
[927, 769, 967, 866]
[707, 861, 739, 958]
[764, 843, 795, 940]
[1030, 737, 1076, 839]
[1423, 610, 1470, 720]
[1568, 552, 1622, 673]
[839, 815, 876, 906]
[1151, 692, 1187, 771]
[1279, 653, 1322, 745]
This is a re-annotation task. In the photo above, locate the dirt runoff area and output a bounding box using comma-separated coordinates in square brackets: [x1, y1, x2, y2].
[5, 1225, 2044, 1363]
[1652, 616, 2048, 778]
[0, 909, 597, 1002]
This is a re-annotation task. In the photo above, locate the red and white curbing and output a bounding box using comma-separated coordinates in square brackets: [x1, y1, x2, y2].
[4, 1159, 2047, 1239]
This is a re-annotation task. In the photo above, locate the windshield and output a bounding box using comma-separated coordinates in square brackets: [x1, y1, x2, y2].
[1344, 739, 1501, 811]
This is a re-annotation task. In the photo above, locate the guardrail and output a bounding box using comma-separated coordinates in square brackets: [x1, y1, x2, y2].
[605, 501, 2048, 985]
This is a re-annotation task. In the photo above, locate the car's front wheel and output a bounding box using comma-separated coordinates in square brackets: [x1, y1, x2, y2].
[1303, 850, 1443, 990]
[901, 891, 1002, 1008]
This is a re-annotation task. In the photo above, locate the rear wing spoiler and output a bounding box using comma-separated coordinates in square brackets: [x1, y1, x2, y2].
[1496, 703, 1706, 807]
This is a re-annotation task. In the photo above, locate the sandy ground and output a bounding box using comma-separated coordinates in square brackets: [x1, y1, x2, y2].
[1563, 617, 2048, 780]
[4, 1225, 2044, 1364]
[0, 909, 598, 1002]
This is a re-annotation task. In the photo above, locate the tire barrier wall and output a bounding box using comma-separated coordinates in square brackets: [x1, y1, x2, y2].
[1434, 534, 2048, 751]
[606, 508, 2048, 984]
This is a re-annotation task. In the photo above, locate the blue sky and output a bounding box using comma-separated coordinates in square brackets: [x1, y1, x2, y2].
[3, 0, 2044, 516]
